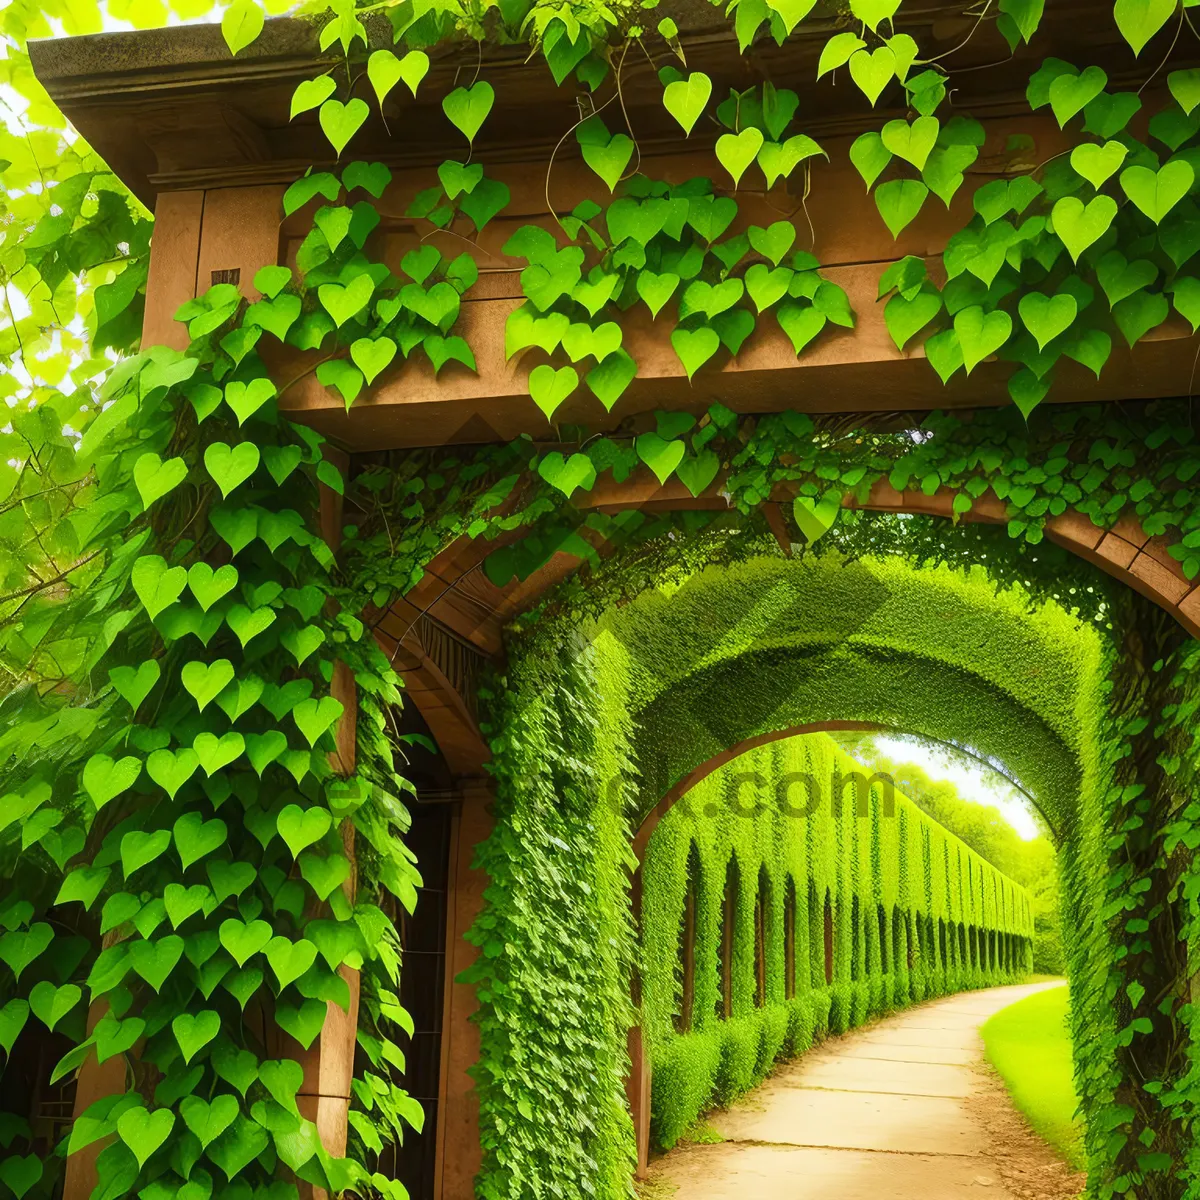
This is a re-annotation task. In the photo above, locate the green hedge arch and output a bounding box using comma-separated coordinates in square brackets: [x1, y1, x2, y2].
[468, 545, 1120, 1200]
[640, 729, 1035, 1149]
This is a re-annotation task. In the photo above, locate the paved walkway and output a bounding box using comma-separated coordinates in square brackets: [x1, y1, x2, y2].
[644, 982, 1077, 1200]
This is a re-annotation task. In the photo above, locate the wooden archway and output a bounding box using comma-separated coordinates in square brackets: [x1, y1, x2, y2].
[387, 484, 1122, 1195]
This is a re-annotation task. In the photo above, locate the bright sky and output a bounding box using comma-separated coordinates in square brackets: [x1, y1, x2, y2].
[869, 733, 1044, 841]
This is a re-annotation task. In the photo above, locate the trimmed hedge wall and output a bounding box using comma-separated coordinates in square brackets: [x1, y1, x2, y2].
[641, 732, 1034, 1149]
[469, 549, 1112, 1200]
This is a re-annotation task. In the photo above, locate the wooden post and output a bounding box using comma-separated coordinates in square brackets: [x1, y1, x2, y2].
[626, 1026, 652, 1180]
[295, 459, 360, 1199]
[435, 780, 493, 1200]
[61, 984, 131, 1200]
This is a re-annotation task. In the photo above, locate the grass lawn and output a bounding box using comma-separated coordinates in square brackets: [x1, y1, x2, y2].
[981, 984, 1085, 1171]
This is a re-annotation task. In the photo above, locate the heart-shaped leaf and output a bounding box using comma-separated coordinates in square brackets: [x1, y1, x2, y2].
[204, 442, 260, 497]
[208, 1115, 269, 1180]
[671, 326, 721, 379]
[221, 0, 262, 55]
[280, 625, 325, 666]
[757, 135, 825, 188]
[117, 1106, 175, 1169]
[181, 659, 236, 712]
[175, 811, 229, 869]
[635, 433, 686, 484]
[794, 492, 841, 542]
[212, 1043, 260, 1097]
[1115, 0, 1176, 55]
[219, 918, 273, 967]
[277, 804, 333, 859]
[350, 336, 397, 384]
[132, 555, 187, 619]
[225, 603, 276, 647]
[636, 271, 680, 318]
[1121, 160, 1195, 223]
[716, 127, 764, 186]
[164, 883, 213, 929]
[171, 1010, 220, 1064]
[880, 116, 939, 170]
[259, 1060, 304, 1114]
[778, 302, 827, 354]
[28, 981, 81, 1032]
[109, 661, 161, 713]
[291, 76, 336, 119]
[851, 0, 900, 31]
[298, 851, 352, 900]
[318, 97, 369, 156]
[848, 46, 896, 106]
[884, 284, 942, 351]
[0, 1157, 41, 1200]
[1049, 66, 1107, 126]
[1051, 195, 1117, 261]
[368, 48, 429, 106]
[224, 377, 276, 425]
[748, 222, 797, 266]
[875, 178, 929, 238]
[187, 563, 238, 611]
[275, 998, 327, 1050]
[536, 452, 596, 498]
[818, 31, 866, 77]
[529, 364, 579, 420]
[292, 696, 344, 747]
[318, 274, 375, 327]
[1170, 68, 1200, 116]
[134, 452, 187, 510]
[586, 350, 637, 411]
[953, 305, 1013, 372]
[265, 936, 318, 988]
[663, 72, 713, 135]
[1098, 251, 1159, 307]
[442, 81, 494, 143]
[147, 748, 200, 799]
[1070, 140, 1128, 189]
[83, 754, 142, 809]
[676, 450, 720, 498]
[745, 264, 793, 313]
[1018, 291, 1078, 350]
[180, 1094, 240, 1149]
[577, 118, 634, 192]
[128, 935, 184, 992]
[1113, 288, 1169, 345]
[121, 829, 171, 879]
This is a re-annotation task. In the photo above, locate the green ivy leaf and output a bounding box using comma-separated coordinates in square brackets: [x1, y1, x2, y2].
[848, 47, 897, 106]
[221, 0, 263, 56]
[318, 98, 369, 156]
[536, 452, 596, 498]
[885, 284, 942, 350]
[442, 81, 495, 143]
[662, 72, 713, 135]
[1120, 161, 1194, 224]
[875, 179, 929, 238]
[1114, 0, 1177, 55]
[290, 76, 336, 120]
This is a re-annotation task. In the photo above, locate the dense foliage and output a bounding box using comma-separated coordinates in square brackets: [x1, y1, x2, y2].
[837, 741, 1066, 972]
[642, 732, 1031, 1149]
[466, 548, 1107, 1196]
[6, 1, 1200, 1199]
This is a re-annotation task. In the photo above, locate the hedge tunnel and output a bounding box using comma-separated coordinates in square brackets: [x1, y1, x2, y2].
[639, 730, 1035, 1149]
[467, 545, 1120, 1198]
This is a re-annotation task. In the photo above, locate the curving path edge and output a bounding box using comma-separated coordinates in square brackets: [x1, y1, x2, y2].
[643, 982, 1079, 1200]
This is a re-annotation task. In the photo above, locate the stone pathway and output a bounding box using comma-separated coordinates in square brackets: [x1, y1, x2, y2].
[642, 982, 1083, 1200]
